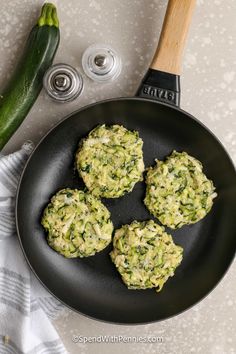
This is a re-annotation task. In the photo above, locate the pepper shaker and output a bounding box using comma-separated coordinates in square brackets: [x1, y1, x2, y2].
[43, 63, 83, 102]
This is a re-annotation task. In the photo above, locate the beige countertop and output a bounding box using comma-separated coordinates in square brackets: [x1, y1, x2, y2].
[1, 0, 236, 353]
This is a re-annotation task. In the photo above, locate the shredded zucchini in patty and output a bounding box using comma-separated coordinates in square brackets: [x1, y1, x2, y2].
[145, 151, 217, 229]
[110, 220, 183, 291]
[76, 124, 145, 198]
[41, 189, 113, 258]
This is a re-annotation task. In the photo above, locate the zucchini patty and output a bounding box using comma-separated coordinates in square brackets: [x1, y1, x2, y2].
[110, 220, 183, 291]
[41, 189, 113, 258]
[145, 151, 217, 229]
[76, 124, 145, 198]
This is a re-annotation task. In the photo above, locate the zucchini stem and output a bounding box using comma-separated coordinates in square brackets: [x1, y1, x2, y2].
[38, 3, 59, 28]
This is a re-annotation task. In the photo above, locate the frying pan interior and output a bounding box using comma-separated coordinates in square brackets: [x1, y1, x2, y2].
[16, 98, 236, 323]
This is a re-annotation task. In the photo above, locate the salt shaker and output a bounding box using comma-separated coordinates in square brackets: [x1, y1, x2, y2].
[82, 44, 122, 82]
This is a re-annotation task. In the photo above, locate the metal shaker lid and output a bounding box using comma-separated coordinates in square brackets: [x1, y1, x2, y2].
[43, 64, 83, 102]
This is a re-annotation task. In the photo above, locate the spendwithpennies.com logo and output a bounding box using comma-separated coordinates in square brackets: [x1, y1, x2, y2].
[72, 335, 163, 344]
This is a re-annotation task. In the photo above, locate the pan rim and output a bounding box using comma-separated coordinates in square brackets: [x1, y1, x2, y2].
[15, 96, 236, 325]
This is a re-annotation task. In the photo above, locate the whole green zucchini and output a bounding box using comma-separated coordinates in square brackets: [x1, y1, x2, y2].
[0, 3, 60, 150]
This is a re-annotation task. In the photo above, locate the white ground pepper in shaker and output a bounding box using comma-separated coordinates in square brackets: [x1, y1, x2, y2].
[82, 44, 122, 82]
[43, 63, 83, 102]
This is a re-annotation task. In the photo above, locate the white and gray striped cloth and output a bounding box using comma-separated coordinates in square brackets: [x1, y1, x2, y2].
[0, 142, 67, 354]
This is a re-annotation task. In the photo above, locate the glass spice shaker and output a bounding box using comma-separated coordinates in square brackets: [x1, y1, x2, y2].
[43, 63, 83, 102]
[82, 44, 122, 82]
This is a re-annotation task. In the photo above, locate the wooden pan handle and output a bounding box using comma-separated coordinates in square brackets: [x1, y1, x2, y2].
[150, 0, 196, 75]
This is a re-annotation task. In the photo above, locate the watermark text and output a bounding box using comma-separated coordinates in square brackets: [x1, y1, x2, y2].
[72, 334, 163, 344]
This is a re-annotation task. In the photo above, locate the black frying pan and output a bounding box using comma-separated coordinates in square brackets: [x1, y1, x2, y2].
[16, 0, 236, 324]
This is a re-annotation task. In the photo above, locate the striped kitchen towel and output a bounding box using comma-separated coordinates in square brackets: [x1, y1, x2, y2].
[0, 142, 67, 354]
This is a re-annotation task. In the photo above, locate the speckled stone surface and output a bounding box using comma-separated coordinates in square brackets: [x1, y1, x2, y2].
[1, 0, 236, 353]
